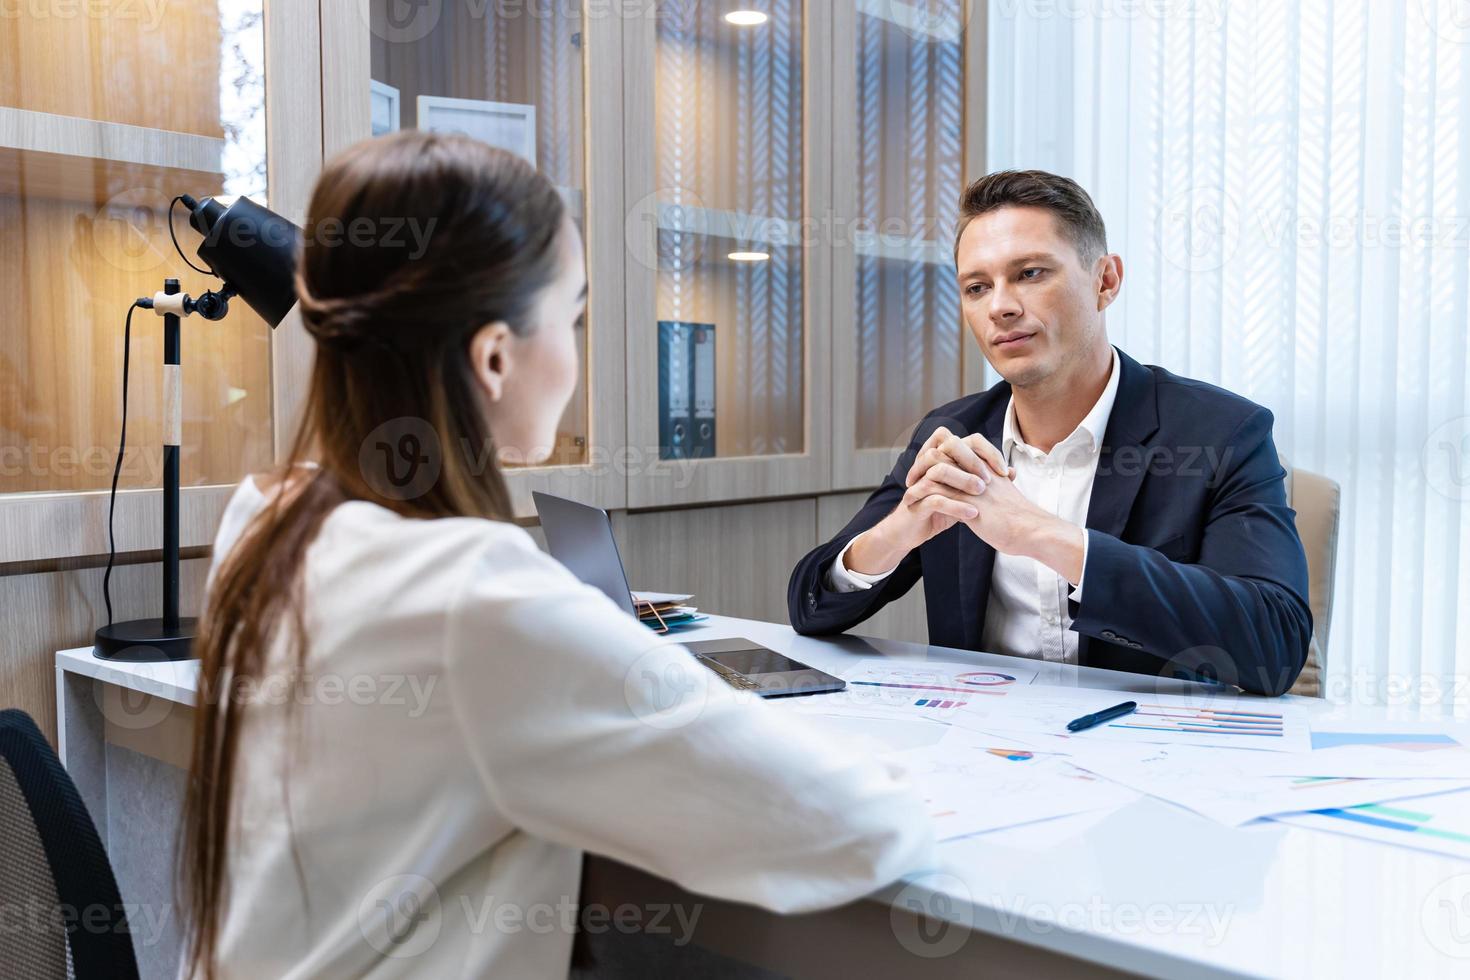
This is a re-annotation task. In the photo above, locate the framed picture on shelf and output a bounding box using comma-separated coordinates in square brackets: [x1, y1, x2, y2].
[370, 79, 400, 136]
[415, 95, 537, 165]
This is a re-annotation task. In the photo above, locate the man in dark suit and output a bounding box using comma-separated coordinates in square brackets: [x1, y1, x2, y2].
[789, 170, 1312, 696]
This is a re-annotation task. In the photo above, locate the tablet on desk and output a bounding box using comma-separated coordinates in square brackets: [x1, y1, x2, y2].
[684, 639, 846, 698]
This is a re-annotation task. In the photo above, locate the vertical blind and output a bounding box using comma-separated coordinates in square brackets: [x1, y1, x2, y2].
[987, 0, 1470, 709]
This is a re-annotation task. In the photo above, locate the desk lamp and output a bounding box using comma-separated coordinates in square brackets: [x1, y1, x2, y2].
[93, 195, 301, 661]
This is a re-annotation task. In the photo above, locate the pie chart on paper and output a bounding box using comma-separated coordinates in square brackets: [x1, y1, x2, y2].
[954, 671, 1019, 688]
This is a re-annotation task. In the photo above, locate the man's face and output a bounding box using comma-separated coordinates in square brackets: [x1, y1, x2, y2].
[955, 205, 1111, 389]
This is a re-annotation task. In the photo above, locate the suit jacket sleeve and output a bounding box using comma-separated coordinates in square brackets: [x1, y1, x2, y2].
[788, 442, 927, 636]
[1069, 407, 1314, 696]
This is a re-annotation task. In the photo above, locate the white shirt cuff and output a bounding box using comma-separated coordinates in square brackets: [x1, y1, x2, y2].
[1068, 529, 1089, 603]
[826, 534, 899, 593]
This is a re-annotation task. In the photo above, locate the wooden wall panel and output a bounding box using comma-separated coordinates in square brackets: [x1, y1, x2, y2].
[0, 0, 228, 136]
[321, 0, 371, 157]
[0, 556, 211, 746]
[264, 0, 325, 459]
[614, 498, 817, 626]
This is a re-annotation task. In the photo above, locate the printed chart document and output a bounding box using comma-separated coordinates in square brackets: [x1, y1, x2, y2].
[958, 717, 1470, 780]
[955, 684, 1312, 752]
[885, 729, 1139, 841]
[1271, 789, 1470, 861]
[1243, 720, 1470, 779]
[1055, 742, 1470, 826]
[788, 658, 1039, 724]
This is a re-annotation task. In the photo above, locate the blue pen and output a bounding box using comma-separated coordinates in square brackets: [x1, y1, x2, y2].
[1066, 700, 1138, 733]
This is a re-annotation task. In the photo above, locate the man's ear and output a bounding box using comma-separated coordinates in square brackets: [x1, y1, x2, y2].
[469, 322, 515, 403]
[1096, 253, 1124, 311]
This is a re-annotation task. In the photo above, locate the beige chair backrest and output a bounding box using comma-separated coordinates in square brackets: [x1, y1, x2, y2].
[1281, 456, 1341, 697]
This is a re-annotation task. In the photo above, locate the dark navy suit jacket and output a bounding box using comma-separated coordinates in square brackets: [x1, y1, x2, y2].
[788, 348, 1313, 696]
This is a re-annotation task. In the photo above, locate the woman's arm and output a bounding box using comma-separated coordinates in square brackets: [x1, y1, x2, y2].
[445, 536, 936, 914]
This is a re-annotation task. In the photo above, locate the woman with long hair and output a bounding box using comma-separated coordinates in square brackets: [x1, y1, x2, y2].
[179, 131, 933, 978]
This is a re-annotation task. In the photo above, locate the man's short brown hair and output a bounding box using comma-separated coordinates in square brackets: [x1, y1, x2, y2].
[954, 170, 1108, 264]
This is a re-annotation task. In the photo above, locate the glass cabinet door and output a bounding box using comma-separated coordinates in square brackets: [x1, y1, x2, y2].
[626, 0, 832, 507]
[0, 7, 273, 496]
[0, 2, 315, 563]
[337, 0, 624, 514]
[370, 1, 589, 467]
[831, 1, 981, 489]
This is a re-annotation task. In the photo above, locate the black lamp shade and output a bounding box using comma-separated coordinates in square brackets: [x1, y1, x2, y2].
[189, 196, 301, 327]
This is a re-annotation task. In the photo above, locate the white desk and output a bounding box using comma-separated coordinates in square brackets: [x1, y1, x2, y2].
[56, 617, 1470, 979]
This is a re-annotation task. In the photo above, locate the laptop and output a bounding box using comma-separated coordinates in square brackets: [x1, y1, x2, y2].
[531, 492, 845, 698]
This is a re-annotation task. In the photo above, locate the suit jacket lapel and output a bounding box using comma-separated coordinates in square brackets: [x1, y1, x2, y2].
[957, 394, 1008, 649]
[1085, 349, 1161, 541]
[1074, 350, 1159, 666]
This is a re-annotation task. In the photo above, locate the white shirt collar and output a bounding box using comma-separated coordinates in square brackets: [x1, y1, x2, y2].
[1001, 345, 1121, 461]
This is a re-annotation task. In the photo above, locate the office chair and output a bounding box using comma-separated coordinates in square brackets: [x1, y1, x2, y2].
[1281, 457, 1341, 698]
[0, 709, 140, 980]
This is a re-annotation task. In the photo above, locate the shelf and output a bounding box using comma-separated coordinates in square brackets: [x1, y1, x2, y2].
[657, 202, 952, 267]
[857, 236, 953, 267]
[0, 107, 225, 205]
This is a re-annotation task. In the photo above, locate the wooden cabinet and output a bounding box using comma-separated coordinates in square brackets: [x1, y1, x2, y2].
[3, 1, 992, 555]
[623, 0, 834, 507]
[0, 2, 321, 563]
[830, 0, 989, 490]
[321, 0, 627, 517]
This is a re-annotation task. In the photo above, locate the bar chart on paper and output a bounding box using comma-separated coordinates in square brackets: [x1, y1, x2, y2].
[1109, 705, 1286, 739]
[962, 689, 1312, 752]
[1089, 701, 1310, 751]
[913, 697, 968, 711]
[1274, 791, 1470, 860]
[1310, 730, 1463, 752]
[1053, 743, 1470, 826]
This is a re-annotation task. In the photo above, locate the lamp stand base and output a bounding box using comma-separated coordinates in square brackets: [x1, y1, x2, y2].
[94, 618, 197, 662]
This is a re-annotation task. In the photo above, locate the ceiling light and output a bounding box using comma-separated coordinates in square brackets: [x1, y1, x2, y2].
[724, 11, 769, 27]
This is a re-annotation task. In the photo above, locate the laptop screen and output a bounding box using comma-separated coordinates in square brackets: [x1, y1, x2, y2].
[532, 492, 638, 618]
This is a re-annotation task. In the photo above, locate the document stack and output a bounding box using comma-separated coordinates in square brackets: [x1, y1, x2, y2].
[631, 591, 707, 633]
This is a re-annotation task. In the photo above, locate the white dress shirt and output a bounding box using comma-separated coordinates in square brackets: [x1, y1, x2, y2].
[202, 477, 934, 979]
[829, 346, 1121, 665]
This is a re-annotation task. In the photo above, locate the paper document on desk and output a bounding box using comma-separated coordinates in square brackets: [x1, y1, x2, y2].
[788, 658, 1039, 724]
[1054, 742, 1470, 826]
[781, 712, 950, 754]
[954, 684, 1312, 752]
[1271, 788, 1470, 860]
[631, 591, 694, 606]
[885, 731, 1139, 841]
[1245, 720, 1470, 778]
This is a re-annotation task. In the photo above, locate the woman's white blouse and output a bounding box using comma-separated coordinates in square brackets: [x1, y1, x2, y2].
[205, 477, 935, 978]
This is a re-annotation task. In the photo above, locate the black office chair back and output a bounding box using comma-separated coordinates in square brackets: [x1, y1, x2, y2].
[0, 709, 140, 980]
